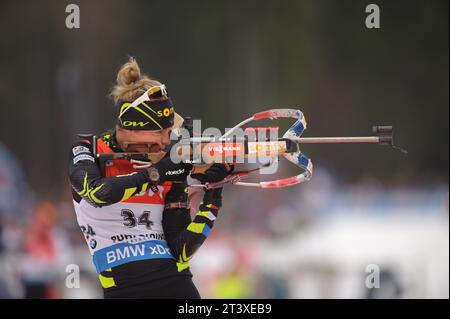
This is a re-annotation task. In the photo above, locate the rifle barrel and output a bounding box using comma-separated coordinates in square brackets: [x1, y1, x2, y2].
[291, 136, 380, 144]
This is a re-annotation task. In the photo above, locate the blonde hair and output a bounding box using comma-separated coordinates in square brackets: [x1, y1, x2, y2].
[110, 57, 162, 104]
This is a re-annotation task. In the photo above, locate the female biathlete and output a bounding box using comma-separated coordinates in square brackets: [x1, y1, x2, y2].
[68, 58, 232, 298]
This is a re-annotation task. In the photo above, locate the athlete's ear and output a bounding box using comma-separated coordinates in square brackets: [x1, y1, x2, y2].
[170, 113, 186, 138]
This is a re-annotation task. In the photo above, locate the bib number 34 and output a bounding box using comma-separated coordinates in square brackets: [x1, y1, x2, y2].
[120, 209, 153, 229]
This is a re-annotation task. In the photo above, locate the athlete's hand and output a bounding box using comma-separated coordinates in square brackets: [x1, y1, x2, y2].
[147, 156, 193, 183]
[192, 164, 234, 209]
[190, 163, 234, 184]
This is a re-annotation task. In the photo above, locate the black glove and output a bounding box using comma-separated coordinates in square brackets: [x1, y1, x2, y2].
[147, 156, 193, 184]
[192, 164, 234, 209]
[202, 188, 223, 209]
[190, 163, 234, 184]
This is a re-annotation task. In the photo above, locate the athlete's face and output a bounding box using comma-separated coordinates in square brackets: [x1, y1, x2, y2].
[116, 127, 171, 153]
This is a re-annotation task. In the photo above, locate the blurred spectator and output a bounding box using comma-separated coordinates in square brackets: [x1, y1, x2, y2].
[20, 201, 71, 299]
[0, 143, 32, 221]
[211, 265, 253, 299]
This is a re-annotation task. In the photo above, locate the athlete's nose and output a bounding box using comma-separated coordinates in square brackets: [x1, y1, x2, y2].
[161, 129, 171, 147]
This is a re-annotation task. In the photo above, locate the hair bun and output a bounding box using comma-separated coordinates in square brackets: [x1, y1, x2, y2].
[117, 57, 141, 85]
[110, 57, 162, 103]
